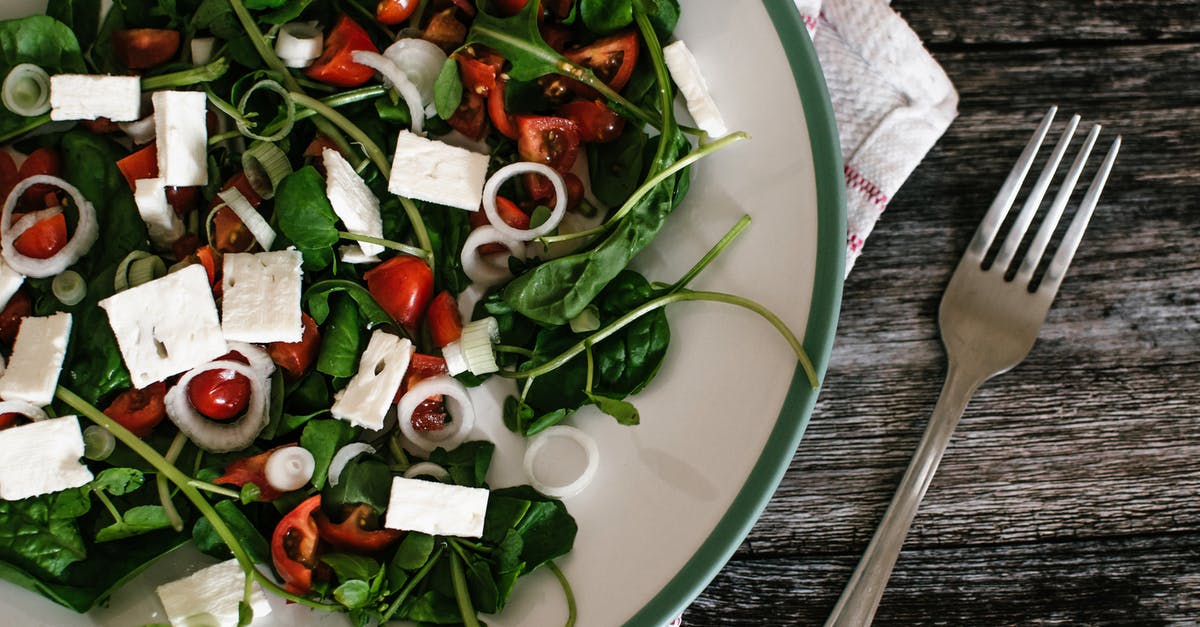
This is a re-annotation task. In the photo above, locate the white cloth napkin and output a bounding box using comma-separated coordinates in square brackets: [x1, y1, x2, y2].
[794, 0, 959, 274]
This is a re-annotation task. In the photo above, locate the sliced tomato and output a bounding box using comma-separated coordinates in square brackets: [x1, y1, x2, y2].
[565, 30, 639, 92]
[456, 54, 498, 97]
[0, 151, 18, 202]
[315, 504, 403, 553]
[0, 290, 31, 345]
[304, 15, 377, 88]
[540, 23, 574, 52]
[426, 291, 463, 348]
[364, 256, 434, 329]
[193, 245, 220, 288]
[211, 206, 255, 253]
[376, 0, 418, 25]
[446, 90, 488, 140]
[112, 29, 181, 70]
[395, 353, 449, 430]
[558, 99, 625, 143]
[523, 171, 583, 212]
[487, 78, 518, 140]
[272, 495, 322, 595]
[12, 212, 68, 259]
[102, 383, 167, 437]
[186, 351, 252, 421]
[214, 444, 297, 501]
[116, 143, 158, 190]
[18, 148, 62, 208]
[267, 312, 321, 380]
[422, 8, 467, 52]
[469, 195, 529, 253]
[516, 115, 580, 173]
[212, 171, 264, 210]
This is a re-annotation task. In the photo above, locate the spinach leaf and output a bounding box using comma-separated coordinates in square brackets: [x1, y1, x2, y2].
[316, 295, 362, 378]
[300, 418, 358, 489]
[466, 1, 563, 82]
[421, 202, 473, 294]
[487, 486, 576, 575]
[322, 553, 380, 582]
[644, 0, 680, 35]
[90, 467, 145, 496]
[275, 166, 339, 271]
[305, 279, 395, 328]
[63, 131, 149, 275]
[321, 453, 392, 514]
[0, 16, 85, 139]
[390, 532, 435, 572]
[581, 0, 633, 34]
[0, 487, 90, 581]
[94, 505, 173, 542]
[44, 0, 102, 53]
[244, 0, 288, 8]
[191, 500, 271, 563]
[428, 440, 494, 489]
[334, 579, 371, 609]
[587, 124, 648, 207]
[434, 57, 463, 119]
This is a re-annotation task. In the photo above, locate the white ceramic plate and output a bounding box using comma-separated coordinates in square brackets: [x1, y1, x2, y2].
[0, 1, 843, 625]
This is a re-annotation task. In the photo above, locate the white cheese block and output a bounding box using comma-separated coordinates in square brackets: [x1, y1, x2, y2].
[388, 130, 490, 211]
[323, 147, 384, 262]
[662, 40, 728, 137]
[152, 90, 208, 186]
[0, 257, 24, 311]
[0, 312, 71, 407]
[133, 177, 186, 249]
[221, 249, 304, 343]
[0, 416, 93, 501]
[156, 558, 271, 627]
[384, 476, 489, 538]
[99, 264, 228, 388]
[49, 74, 141, 122]
[330, 330, 413, 431]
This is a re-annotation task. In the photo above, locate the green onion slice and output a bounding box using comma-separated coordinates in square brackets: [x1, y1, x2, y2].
[51, 270, 86, 305]
[236, 79, 295, 143]
[2, 63, 51, 117]
[241, 141, 293, 200]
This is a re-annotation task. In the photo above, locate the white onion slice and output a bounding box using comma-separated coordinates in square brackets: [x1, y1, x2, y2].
[2, 63, 51, 117]
[403, 462, 449, 482]
[383, 38, 447, 107]
[119, 114, 156, 145]
[460, 225, 525, 287]
[164, 360, 270, 453]
[352, 50, 426, 135]
[217, 187, 276, 251]
[328, 442, 376, 487]
[1, 175, 99, 278]
[523, 425, 600, 499]
[227, 341, 277, 380]
[0, 400, 47, 422]
[482, 162, 568, 240]
[397, 375, 475, 454]
[264, 446, 315, 492]
[275, 23, 324, 68]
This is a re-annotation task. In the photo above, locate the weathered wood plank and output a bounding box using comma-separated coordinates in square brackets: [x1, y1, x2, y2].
[890, 1, 1200, 46]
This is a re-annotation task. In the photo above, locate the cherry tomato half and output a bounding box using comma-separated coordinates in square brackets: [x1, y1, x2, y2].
[116, 144, 158, 190]
[18, 147, 62, 208]
[565, 30, 640, 93]
[304, 15, 378, 88]
[376, 0, 418, 25]
[364, 256, 434, 330]
[394, 353, 449, 430]
[112, 29, 181, 70]
[426, 291, 463, 348]
[186, 351, 252, 421]
[12, 212, 68, 259]
[487, 78, 518, 140]
[272, 494, 323, 595]
[267, 313, 321, 380]
[102, 382, 167, 437]
[468, 196, 529, 254]
[522, 171, 584, 212]
[516, 115, 580, 173]
[315, 503, 403, 553]
[558, 99, 625, 143]
[0, 289, 31, 345]
[447, 90, 488, 140]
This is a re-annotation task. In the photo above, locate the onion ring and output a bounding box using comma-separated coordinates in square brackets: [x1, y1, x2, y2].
[352, 50, 426, 135]
[164, 360, 270, 453]
[383, 38, 447, 108]
[402, 462, 449, 482]
[328, 442, 376, 487]
[264, 446, 315, 492]
[523, 425, 600, 499]
[460, 225, 525, 286]
[1, 175, 99, 278]
[482, 162, 568, 240]
[397, 375, 475, 454]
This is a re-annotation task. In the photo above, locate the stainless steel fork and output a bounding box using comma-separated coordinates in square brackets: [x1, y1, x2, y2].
[825, 106, 1121, 627]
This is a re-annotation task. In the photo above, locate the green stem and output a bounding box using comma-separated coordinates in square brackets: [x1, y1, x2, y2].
[141, 57, 230, 91]
[388, 433, 411, 470]
[538, 132, 748, 245]
[547, 561, 577, 627]
[158, 431, 188, 532]
[634, 8, 675, 174]
[93, 490, 122, 523]
[495, 344, 535, 358]
[189, 479, 241, 499]
[56, 387, 341, 611]
[380, 544, 444, 622]
[449, 549, 481, 627]
[584, 344, 595, 395]
[338, 231, 431, 263]
[668, 215, 752, 293]
[500, 290, 818, 388]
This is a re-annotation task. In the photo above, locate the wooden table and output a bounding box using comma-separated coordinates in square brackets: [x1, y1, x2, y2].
[688, 2, 1200, 623]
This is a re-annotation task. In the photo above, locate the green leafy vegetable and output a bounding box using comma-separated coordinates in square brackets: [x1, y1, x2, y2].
[580, 0, 633, 34]
[434, 57, 463, 119]
[95, 505, 173, 542]
[0, 16, 85, 138]
[316, 295, 363, 378]
[0, 488, 90, 580]
[300, 418, 359, 489]
[192, 500, 271, 564]
[321, 453, 393, 514]
[305, 279, 396, 328]
[275, 166, 340, 271]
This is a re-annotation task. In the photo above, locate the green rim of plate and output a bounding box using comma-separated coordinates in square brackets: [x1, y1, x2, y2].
[623, 2, 845, 625]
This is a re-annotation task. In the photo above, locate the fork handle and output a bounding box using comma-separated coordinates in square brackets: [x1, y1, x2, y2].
[825, 362, 984, 627]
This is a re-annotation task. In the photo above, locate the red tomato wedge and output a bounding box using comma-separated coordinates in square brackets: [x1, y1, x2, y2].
[304, 15, 377, 88]
[364, 256, 434, 329]
[102, 383, 168, 438]
[516, 115, 580, 173]
[376, 0, 418, 25]
[558, 99, 625, 143]
[112, 29, 181, 70]
[426, 291, 463, 348]
[12, 212, 67, 259]
[565, 31, 639, 92]
[315, 504, 403, 553]
[267, 313, 321, 380]
[271, 495, 322, 594]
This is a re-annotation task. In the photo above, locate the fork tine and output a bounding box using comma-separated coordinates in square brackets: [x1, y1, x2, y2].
[966, 106, 1058, 259]
[1039, 136, 1121, 293]
[1015, 124, 1101, 283]
[991, 114, 1081, 271]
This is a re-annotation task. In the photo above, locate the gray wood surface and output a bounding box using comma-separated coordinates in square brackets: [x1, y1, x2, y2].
[685, 1, 1200, 624]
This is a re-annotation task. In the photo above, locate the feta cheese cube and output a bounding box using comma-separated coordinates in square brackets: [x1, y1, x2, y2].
[152, 90, 208, 186]
[156, 558, 271, 627]
[0, 416, 93, 501]
[99, 264, 228, 388]
[388, 130, 489, 211]
[662, 40, 728, 137]
[384, 476, 489, 538]
[134, 177, 186, 249]
[221, 249, 303, 343]
[331, 330, 413, 430]
[49, 74, 141, 122]
[0, 257, 24, 311]
[324, 147, 384, 262]
[0, 312, 71, 407]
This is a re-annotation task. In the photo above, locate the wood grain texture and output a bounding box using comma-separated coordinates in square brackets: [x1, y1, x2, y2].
[685, 2, 1200, 624]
